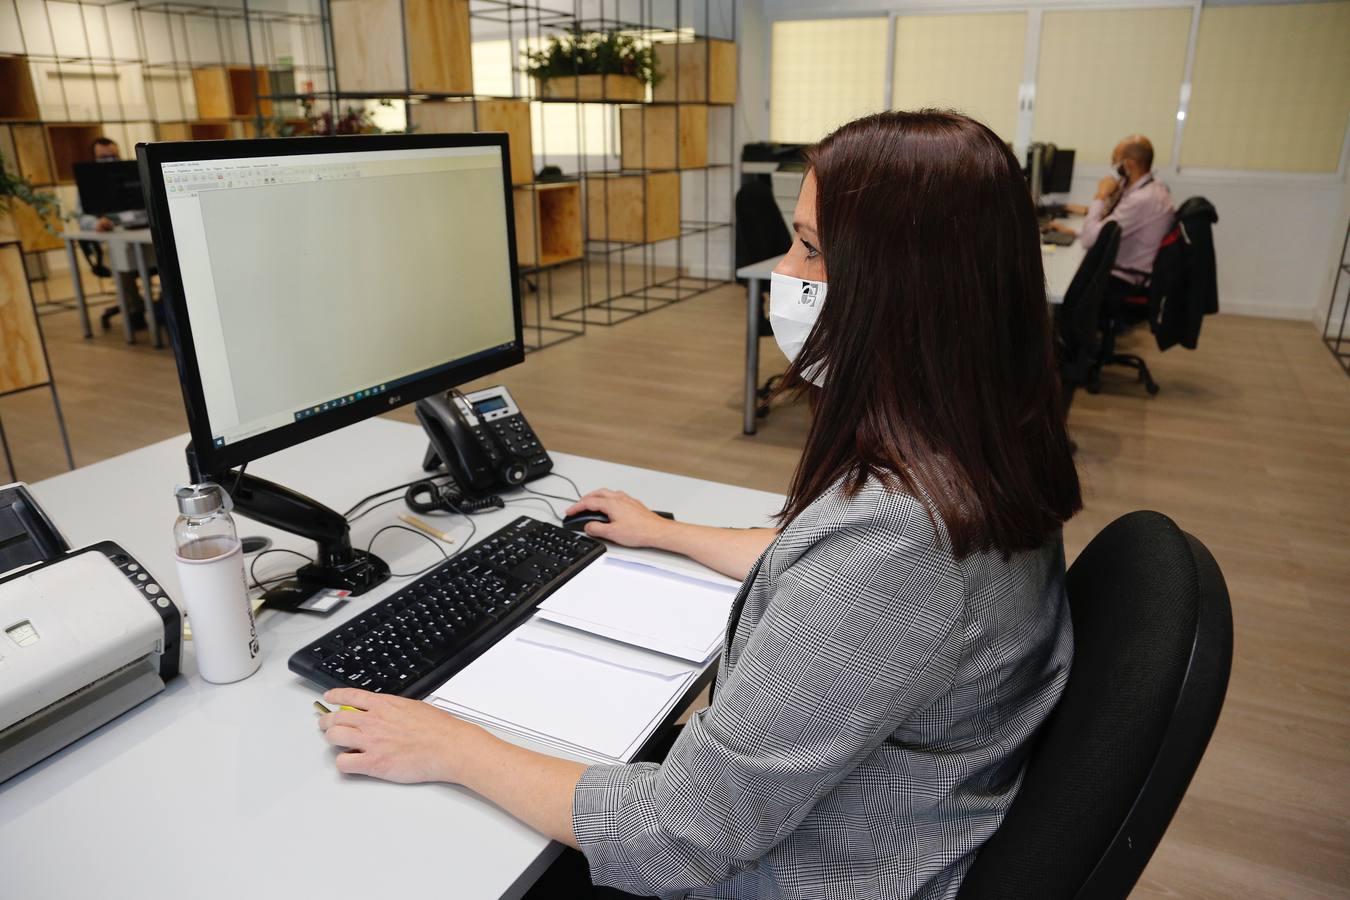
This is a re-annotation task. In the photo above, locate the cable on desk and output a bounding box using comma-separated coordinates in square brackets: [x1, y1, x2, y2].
[365, 523, 452, 579]
[248, 547, 314, 592]
[343, 475, 455, 520]
[504, 496, 564, 521]
[523, 484, 579, 506]
[347, 493, 408, 524]
[532, 471, 583, 500]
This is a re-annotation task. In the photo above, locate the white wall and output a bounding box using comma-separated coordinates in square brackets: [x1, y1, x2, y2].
[757, 0, 1350, 323]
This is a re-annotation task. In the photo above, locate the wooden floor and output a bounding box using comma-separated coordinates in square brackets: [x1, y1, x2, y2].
[5, 280, 1349, 899]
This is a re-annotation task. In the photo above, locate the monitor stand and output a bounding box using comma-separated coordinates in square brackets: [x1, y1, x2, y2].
[187, 445, 390, 597]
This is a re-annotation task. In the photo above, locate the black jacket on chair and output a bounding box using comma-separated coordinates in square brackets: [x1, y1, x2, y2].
[1151, 197, 1219, 351]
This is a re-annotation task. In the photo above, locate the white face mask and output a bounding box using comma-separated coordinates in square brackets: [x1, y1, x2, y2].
[769, 271, 827, 385]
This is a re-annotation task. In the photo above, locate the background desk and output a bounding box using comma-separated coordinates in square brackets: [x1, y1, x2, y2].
[59, 226, 161, 347]
[737, 236, 1087, 434]
[0, 418, 783, 900]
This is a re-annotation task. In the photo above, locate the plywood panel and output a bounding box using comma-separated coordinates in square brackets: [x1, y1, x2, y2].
[45, 123, 102, 184]
[0, 57, 40, 120]
[405, 0, 471, 94]
[586, 171, 679, 243]
[330, 0, 404, 92]
[192, 67, 233, 120]
[13, 124, 54, 185]
[0, 242, 49, 394]
[678, 105, 708, 169]
[5, 200, 63, 253]
[513, 182, 581, 268]
[227, 66, 271, 118]
[535, 75, 645, 102]
[620, 105, 707, 170]
[475, 98, 531, 184]
[411, 99, 475, 134]
[653, 39, 736, 105]
[156, 122, 192, 141]
[621, 105, 676, 170]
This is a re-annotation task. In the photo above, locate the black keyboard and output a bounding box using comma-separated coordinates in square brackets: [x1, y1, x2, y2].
[1042, 230, 1076, 247]
[288, 516, 605, 698]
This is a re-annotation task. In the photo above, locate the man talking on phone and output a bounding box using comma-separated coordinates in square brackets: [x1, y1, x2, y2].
[1049, 134, 1175, 311]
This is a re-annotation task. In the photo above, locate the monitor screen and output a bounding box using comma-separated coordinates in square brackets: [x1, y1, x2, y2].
[1043, 148, 1075, 195]
[139, 134, 522, 475]
[74, 160, 145, 216]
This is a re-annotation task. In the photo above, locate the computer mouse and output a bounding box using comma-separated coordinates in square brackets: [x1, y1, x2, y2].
[561, 511, 611, 532]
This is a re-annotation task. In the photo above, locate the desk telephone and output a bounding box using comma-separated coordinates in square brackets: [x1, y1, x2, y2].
[416, 385, 552, 496]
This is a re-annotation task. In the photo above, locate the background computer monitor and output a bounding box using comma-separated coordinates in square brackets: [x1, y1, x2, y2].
[138, 132, 522, 592]
[74, 160, 145, 216]
[1042, 147, 1075, 194]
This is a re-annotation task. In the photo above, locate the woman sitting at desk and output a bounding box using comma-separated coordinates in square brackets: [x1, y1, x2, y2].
[318, 110, 1081, 900]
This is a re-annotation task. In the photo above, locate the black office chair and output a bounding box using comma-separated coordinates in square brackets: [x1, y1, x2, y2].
[957, 511, 1233, 900]
[735, 177, 793, 420]
[79, 239, 160, 334]
[1055, 221, 1120, 416]
[1093, 269, 1161, 397]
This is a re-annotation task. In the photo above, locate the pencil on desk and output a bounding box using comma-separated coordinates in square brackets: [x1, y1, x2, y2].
[400, 513, 456, 544]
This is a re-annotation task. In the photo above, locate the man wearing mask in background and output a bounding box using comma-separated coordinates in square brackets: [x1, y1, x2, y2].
[79, 137, 149, 330]
[1050, 134, 1175, 311]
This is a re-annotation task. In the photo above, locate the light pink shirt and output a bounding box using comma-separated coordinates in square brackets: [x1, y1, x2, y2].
[1079, 173, 1175, 284]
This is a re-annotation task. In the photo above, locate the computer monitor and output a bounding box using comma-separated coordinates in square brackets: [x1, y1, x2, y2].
[74, 160, 145, 216]
[138, 133, 523, 594]
[1042, 147, 1075, 195]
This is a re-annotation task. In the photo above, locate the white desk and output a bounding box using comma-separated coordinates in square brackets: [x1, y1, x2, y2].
[0, 418, 783, 900]
[737, 236, 1086, 435]
[60, 226, 162, 347]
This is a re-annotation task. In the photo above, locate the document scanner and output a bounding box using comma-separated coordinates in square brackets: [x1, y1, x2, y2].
[0, 484, 181, 783]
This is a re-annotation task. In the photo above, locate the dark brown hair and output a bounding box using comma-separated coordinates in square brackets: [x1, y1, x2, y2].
[779, 109, 1081, 558]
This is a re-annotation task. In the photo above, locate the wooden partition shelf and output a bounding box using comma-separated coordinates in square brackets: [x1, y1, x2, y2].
[1, 124, 54, 186]
[0, 241, 51, 394]
[0, 57, 41, 121]
[514, 182, 582, 268]
[585, 171, 680, 244]
[620, 105, 707, 170]
[330, 0, 471, 94]
[653, 39, 736, 105]
[534, 75, 645, 102]
[157, 121, 242, 141]
[193, 67, 272, 119]
[45, 124, 103, 184]
[412, 98, 532, 184]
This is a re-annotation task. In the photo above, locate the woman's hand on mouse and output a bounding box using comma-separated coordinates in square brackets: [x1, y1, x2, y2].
[318, 688, 485, 784]
[566, 489, 674, 548]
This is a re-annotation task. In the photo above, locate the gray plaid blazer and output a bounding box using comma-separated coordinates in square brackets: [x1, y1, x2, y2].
[574, 478, 1073, 899]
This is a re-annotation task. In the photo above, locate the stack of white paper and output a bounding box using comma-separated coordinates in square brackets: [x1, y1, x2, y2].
[426, 554, 739, 764]
[428, 619, 699, 764]
[535, 556, 739, 663]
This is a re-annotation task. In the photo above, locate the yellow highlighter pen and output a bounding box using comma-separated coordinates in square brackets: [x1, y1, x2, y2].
[313, 701, 359, 714]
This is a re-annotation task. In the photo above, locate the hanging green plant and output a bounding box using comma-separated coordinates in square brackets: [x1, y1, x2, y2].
[523, 29, 662, 87]
[0, 152, 63, 234]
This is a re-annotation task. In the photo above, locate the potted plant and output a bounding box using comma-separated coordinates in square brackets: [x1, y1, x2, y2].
[265, 96, 401, 138]
[524, 29, 661, 101]
[0, 152, 63, 252]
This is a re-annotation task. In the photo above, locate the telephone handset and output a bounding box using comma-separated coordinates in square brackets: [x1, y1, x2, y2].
[415, 385, 553, 496]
